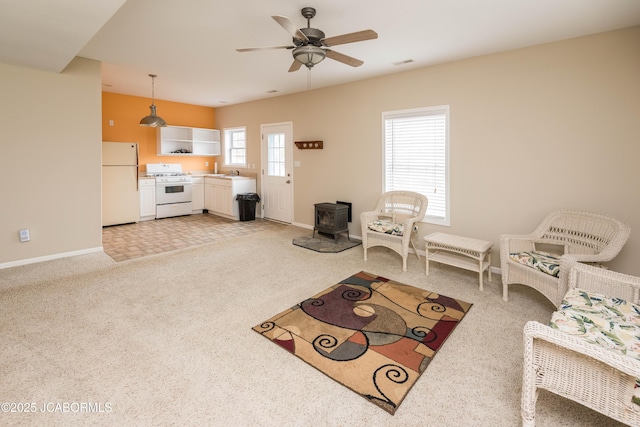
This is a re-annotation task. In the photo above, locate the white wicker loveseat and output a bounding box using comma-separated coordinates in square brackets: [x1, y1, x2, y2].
[361, 191, 428, 271]
[522, 262, 640, 426]
[500, 210, 630, 306]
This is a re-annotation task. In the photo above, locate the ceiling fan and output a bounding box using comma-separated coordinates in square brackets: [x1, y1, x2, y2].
[236, 7, 378, 72]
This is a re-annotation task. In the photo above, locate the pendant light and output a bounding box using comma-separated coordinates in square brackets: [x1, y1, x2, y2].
[139, 74, 166, 127]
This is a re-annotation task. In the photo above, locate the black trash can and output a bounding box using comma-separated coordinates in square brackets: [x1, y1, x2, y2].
[236, 193, 260, 221]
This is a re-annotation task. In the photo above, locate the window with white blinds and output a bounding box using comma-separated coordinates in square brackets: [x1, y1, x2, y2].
[383, 106, 450, 226]
[224, 127, 247, 167]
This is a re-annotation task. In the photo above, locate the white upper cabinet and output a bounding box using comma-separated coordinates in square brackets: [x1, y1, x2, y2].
[157, 125, 220, 157]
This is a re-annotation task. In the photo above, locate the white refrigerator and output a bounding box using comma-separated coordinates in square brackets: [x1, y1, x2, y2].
[102, 142, 140, 226]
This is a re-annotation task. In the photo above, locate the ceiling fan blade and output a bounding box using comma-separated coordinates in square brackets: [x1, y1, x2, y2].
[322, 29, 378, 47]
[325, 49, 364, 67]
[272, 15, 308, 42]
[236, 45, 293, 52]
[288, 60, 303, 72]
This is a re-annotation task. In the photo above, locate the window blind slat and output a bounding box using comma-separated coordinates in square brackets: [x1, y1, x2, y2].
[383, 107, 449, 223]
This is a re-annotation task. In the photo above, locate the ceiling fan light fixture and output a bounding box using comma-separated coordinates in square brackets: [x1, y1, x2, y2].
[293, 45, 325, 69]
[140, 74, 167, 127]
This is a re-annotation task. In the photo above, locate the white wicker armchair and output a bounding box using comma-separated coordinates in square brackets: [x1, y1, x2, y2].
[361, 191, 428, 271]
[522, 262, 640, 427]
[500, 210, 630, 306]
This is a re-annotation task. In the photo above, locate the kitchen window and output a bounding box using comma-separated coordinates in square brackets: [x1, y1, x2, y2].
[224, 127, 247, 167]
[382, 106, 450, 226]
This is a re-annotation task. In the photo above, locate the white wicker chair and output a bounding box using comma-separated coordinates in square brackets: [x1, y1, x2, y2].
[522, 262, 640, 427]
[500, 210, 630, 306]
[361, 191, 428, 271]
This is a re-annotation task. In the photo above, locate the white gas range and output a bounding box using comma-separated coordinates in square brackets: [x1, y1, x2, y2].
[146, 164, 193, 219]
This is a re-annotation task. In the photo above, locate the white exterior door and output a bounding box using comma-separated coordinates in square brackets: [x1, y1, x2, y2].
[261, 122, 293, 223]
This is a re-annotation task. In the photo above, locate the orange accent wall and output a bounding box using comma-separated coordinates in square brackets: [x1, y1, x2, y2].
[102, 92, 217, 173]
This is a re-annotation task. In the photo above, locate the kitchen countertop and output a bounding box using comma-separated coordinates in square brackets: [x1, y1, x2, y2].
[138, 173, 255, 181]
[197, 174, 254, 181]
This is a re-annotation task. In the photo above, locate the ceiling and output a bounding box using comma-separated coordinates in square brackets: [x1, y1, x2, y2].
[3, 0, 640, 108]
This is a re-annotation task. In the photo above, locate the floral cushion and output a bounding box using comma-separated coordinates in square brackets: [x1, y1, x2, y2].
[550, 288, 640, 405]
[550, 288, 640, 360]
[509, 251, 560, 277]
[367, 220, 405, 236]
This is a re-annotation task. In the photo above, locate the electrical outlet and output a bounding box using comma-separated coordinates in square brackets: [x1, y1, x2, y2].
[19, 229, 30, 242]
[205, 161, 209, 167]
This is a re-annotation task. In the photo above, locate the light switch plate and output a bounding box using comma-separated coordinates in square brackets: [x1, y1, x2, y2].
[19, 229, 30, 242]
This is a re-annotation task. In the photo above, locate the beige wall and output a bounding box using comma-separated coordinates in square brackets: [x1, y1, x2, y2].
[0, 28, 637, 275]
[215, 27, 640, 275]
[0, 57, 102, 265]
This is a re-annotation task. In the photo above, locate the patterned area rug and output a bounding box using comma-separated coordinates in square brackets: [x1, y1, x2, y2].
[253, 271, 472, 414]
[292, 235, 361, 253]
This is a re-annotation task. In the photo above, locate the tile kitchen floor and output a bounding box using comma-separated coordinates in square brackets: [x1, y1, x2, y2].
[102, 213, 288, 262]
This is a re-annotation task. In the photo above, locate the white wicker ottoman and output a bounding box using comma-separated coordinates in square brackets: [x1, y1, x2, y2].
[424, 232, 493, 290]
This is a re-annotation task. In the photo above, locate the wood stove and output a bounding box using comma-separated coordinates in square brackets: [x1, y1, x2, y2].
[313, 202, 349, 241]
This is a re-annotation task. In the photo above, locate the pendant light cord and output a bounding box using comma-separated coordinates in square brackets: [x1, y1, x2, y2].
[149, 74, 157, 105]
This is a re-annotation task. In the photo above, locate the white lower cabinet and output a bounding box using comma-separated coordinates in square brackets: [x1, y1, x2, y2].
[204, 181, 215, 212]
[192, 177, 204, 213]
[204, 177, 256, 220]
[139, 178, 156, 220]
[213, 183, 232, 216]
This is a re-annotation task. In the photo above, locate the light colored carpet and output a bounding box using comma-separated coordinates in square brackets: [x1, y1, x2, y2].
[0, 225, 623, 426]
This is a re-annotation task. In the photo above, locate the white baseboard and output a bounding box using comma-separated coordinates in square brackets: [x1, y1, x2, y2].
[0, 247, 104, 270]
[291, 221, 312, 230]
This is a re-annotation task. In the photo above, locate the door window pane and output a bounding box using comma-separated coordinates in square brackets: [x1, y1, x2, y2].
[267, 133, 285, 177]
